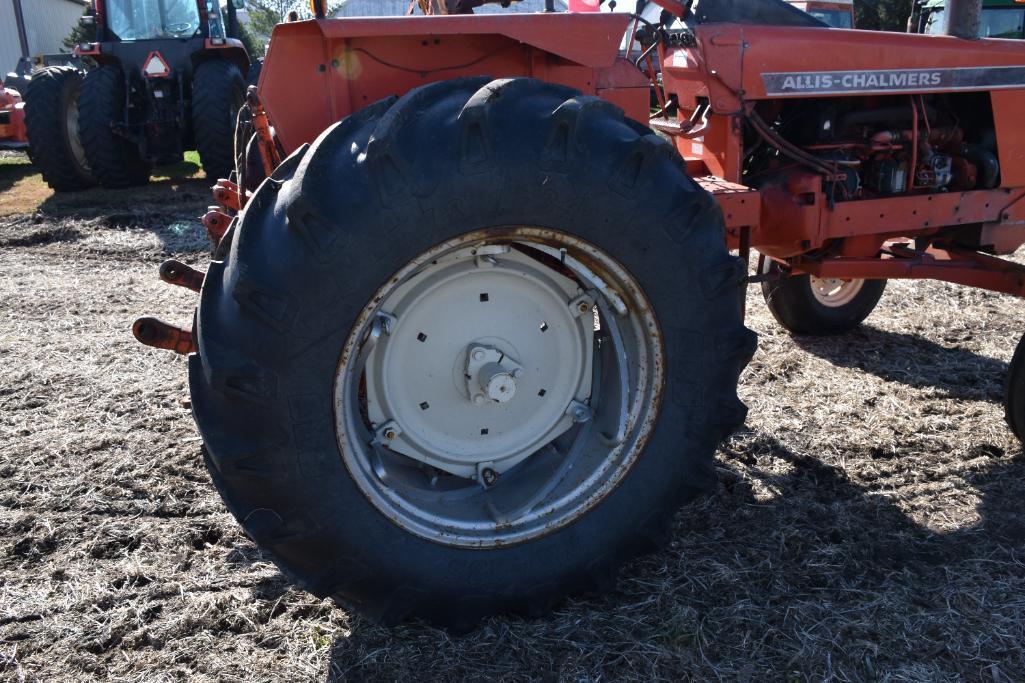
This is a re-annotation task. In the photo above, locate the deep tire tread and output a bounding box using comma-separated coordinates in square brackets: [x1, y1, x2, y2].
[23, 66, 95, 192]
[191, 77, 755, 629]
[79, 66, 151, 188]
[193, 60, 246, 181]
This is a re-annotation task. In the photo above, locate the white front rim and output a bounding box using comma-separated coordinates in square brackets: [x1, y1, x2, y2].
[809, 276, 865, 308]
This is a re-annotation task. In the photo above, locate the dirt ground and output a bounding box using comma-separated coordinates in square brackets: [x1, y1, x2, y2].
[2, 153, 1024, 682]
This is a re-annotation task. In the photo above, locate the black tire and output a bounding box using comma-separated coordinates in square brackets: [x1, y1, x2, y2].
[246, 58, 263, 89]
[23, 66, 95, 192]
[1005, 335, 1025, 442]
[190, 78, 756, 628]
[192, 60, 245, 181]
[79, 65, 151, 188]
[760, 258, 886, 335]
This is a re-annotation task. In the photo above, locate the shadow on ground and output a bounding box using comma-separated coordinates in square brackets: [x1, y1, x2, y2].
[792, 324, 1007, 401]
[0, 157, 36, 194]
[320, 326, 1025, 680]
[0, 159, 211, 255]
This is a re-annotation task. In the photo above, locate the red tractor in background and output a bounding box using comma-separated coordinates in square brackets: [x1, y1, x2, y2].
[136, 0, 1025, 628]
[23, 0, 253, 192]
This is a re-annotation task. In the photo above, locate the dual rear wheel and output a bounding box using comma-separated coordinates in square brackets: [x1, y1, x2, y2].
[77, 60, 244, 188]
[23, 66, 94, 192]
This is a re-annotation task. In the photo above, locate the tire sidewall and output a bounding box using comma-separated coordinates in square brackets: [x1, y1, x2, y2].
[761, 260, 886, 334]
[196, 82, 751, 620]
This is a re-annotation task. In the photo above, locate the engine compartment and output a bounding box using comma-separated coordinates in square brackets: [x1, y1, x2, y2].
[745, 92, 1002, 202]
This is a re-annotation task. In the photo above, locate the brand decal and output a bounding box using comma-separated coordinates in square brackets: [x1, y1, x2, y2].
[762, 66, 1025, 95]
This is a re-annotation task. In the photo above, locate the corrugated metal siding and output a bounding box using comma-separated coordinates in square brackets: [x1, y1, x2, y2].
[334, 0, 569, 17]
[1, 0, 87, 73]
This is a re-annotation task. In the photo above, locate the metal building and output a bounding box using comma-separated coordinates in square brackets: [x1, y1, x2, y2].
[333, 0, 570, 17]
[0, 0, 88, 74]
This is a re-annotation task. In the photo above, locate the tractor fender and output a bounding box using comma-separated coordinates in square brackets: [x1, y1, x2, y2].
[259, 13, 644, 154]
[195, 38, 251, 77]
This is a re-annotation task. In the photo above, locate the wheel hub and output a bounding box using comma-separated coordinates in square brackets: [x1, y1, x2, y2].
[364, 246, 595, 480]
[466, 345, 523, 405]
[810, 276, 865, 308]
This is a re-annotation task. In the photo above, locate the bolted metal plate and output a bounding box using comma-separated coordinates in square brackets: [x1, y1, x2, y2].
[365, 247, 594, 479]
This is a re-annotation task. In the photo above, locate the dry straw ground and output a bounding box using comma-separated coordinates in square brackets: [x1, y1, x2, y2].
[1, 158, 1024, 681]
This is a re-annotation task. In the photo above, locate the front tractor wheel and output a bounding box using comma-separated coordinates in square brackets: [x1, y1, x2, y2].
[190, 78, 755, 627]
[760, 258, 886, 335]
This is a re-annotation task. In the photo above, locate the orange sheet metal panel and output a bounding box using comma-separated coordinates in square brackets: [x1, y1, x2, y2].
[991, 90, 1025, 186]
[663, 25, 1025, 192]
[822, 189, 1025, 240]
[260, 14, 643, 154]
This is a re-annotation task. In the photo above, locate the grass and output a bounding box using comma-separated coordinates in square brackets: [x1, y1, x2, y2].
[0, 150, 206, 218]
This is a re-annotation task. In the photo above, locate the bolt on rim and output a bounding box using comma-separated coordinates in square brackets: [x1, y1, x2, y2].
[809, 276, 866, 308]
[333, 227, 665, 548]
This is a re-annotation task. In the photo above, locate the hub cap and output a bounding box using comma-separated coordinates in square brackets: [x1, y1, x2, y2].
[364, 247, 594, 479]
[334, 228, 664, 547]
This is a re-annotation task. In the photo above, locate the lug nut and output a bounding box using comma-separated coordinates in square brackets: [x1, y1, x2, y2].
[472, 348, 486, 361]
[578, 302, 591, 313]
[481, 468, 499, 487]
[383, 428, 397, 440]
[473, 394, 485, 405]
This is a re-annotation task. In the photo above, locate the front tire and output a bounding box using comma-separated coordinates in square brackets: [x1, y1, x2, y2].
[79, 66, 152, 188]
[760, 258, 886, 335]
[23, 66, 95, 192]
[190, 78, 756, 628]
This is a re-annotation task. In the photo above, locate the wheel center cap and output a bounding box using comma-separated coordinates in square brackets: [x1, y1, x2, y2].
[480, 363, 516, 403]
[361, 246, 595, 479]
[466, 345, 522, 405]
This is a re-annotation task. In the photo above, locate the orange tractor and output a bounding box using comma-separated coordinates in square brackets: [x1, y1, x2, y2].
[0, 85, 27, 151]
[137, 0, 1025, 627]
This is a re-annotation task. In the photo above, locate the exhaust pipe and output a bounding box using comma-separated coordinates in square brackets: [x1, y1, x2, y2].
[944, 0, 982, 39]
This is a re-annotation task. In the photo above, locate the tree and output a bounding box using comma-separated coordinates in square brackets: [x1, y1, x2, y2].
[62, 6, 95, 53]
[243, 0, 346, 51]
[854, 0, 915, 31]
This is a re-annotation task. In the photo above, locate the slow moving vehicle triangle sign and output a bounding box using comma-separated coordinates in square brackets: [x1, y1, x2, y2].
[142, 51, 171, 78]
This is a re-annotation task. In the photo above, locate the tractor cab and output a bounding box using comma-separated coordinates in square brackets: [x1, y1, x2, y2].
[101, 0, 204, 41]
[785, 0, 854, 28]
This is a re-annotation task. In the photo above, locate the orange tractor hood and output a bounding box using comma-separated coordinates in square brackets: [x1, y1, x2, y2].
[259, 13, 634, 153]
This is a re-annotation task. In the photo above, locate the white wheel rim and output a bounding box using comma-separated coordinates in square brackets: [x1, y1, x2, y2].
[333, 228, 665, 548]
[809, 276, 865, 308]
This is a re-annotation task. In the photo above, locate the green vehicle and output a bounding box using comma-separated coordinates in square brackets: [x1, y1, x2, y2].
[911, 0, 1025, 38]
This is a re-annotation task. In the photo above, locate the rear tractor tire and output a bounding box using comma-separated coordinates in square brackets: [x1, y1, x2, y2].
[760, 257, 886, 335]
[23, 66, 95, 192]
[192, 60, 246, 181]
[79, 65, 152, 188]
[190, 78, 756, 628]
